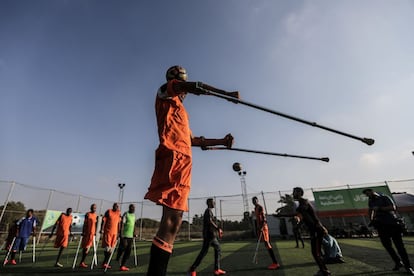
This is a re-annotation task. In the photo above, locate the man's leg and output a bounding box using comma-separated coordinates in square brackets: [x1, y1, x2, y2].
[390, 226, 412, 269]
[55, 247, 64, 266]
[311, 234, 330, 275]
[147, 206, 183, 276]
[116, 238, 126, 262]
[378, 230, 402, 265]
[212, 238, 222, 270]
[121, 238, 132, 267]
[189, 239, 210, 272]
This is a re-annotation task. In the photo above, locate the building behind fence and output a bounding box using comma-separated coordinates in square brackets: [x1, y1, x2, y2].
[1, 179, 414, 241]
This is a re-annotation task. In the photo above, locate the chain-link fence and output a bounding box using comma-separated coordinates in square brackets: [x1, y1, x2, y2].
[1, 179, 414, 242]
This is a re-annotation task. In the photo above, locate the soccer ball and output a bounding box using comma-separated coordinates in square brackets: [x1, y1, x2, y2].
[72, 215, 81, 227]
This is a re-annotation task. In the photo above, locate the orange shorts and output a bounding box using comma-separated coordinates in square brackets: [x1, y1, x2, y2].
[54, 234, 69, 248]
[145, 146, 192, 212]
[81, 233, 94, 249]
[102, 233, 117, 249]
[259, 224, 272, 248]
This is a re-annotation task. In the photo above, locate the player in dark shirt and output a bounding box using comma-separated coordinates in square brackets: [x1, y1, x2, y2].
[293, 187, 331, 276]
[363, 188, 414, 275]
[188, 198, 225, 276]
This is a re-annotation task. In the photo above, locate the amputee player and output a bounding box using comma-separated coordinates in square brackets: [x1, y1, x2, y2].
[188, 198, 226, 276]
[363, 188, 414, 275]
[292, 187, 331, 276]
[50, 207, 73, 268]
[116, 203, 136, 271]
[8, 209, 37, 265]
[144, 65, 236, 276]
[78, 203, 98, 268]
[100, 203, 121, 269]
[252, 196, 280, 270]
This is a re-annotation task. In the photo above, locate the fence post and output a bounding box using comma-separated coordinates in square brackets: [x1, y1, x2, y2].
[76, 195, 82, 212]
[0, 181, 16, 225]
[187, 198, 191, 241]
[37, 189, 54, 244]
[139, 201, 144, 241]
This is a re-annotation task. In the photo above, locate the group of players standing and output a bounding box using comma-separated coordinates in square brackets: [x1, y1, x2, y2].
[3, 202, 137, 272]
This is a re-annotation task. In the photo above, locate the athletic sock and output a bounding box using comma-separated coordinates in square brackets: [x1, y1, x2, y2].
[268, 248, 278, 264]
[147, 237, 173, 276]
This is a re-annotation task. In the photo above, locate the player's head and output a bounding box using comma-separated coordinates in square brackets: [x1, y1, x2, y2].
[166, 65, 187, 81]
[293, 187, 304, 200]
[252, 196, 259, 205]
[66, 208, 72, 215]
[90, 204, 97, 212]
[206, 198, 215, 208]
[113, 203, 119, 211]
[362, 188, 374, 198]
[26, 209, 34, 217]
[129, 204, 135, 213]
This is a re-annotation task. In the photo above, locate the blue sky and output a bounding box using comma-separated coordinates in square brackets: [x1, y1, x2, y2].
[1, 0, 414, 209]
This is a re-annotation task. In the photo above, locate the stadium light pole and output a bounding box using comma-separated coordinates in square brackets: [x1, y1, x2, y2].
[118, 183, 126, 211]
[232, 163, 249, 217]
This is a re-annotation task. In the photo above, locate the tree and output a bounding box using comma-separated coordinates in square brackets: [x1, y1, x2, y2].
[275, 194, 295, 216]
[0, 201, 26, 231]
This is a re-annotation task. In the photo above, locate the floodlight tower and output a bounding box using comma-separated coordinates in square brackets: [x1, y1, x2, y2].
[232, 162, 249, 214]
[118, 183, 126, 211]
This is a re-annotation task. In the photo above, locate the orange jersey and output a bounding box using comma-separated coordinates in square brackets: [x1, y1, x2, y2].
[102, 209, 120, 236]
[145, 79, 193, 211]
[54, 213, 72, 248]
[155, 79, 192, 155]
[81, 212, 97, 248]
[254, 204, 266, 226]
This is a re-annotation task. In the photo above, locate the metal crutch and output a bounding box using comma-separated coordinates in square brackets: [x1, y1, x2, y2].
[104, 239, 119, 273]
[32, 236, 36, 263]
[91, 235, 98, 270]
[72, 236, 83, 269]
[252, 231, 263, 264]
[3, 237, 16, 266]
[133, 237, 137, 266]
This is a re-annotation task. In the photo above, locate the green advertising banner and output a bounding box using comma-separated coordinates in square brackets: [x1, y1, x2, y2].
[40, 210, 86, 233]
[313, 185, 392, 211]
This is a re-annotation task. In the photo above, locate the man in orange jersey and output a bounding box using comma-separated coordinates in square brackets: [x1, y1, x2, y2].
[145, 65, 236, 276]
[50, 207, 73, 268]
[78, 203, 98, 268]
[252, 196, 280, 270]
[100, 203, 121, 269]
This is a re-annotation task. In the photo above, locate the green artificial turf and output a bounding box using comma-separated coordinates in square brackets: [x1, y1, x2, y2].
[1, 237, 413, 275]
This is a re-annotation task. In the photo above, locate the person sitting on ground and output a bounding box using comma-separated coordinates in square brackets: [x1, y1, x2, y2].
[321, 233, 345, 264]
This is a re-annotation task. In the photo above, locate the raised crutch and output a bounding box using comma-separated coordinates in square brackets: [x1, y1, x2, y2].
[133, 237, 137, 266]
[3, 237, 16, 266]
[104, 239, 119, 273]
[72, 236, 83, 269]
[252, 231, 263, 264]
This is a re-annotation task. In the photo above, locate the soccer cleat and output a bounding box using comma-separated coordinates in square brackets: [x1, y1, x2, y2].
[10, 259, 17, 265]
[214, 269, 226, 275]
[55, 262, 63, 268]
[102, 263, 112, 269]
[79, 262, 88, 268]
[119, 266, 129, 271]
[187, 270, 196, 276]
[3, 260, 8, 265]
[268, 263, 280, 270]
